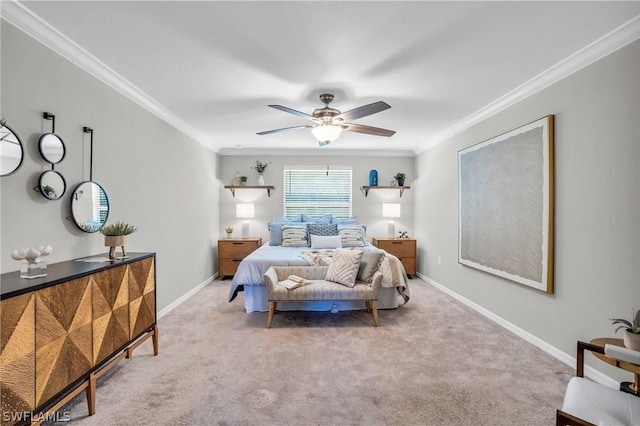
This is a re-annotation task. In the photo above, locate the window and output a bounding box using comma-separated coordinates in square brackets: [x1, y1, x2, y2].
[283, 166, 352, 219]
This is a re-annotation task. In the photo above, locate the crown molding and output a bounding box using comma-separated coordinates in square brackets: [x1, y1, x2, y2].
[1, 0, 213, 150]
[417, 14, 640, 154]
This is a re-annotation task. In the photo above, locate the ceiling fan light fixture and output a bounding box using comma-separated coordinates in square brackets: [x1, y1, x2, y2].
[311, 123, 342, 144]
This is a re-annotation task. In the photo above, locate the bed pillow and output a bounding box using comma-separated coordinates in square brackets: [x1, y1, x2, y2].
[310, 234, 342, 249]
[357, 250, 384, 283]
[331, 216, 358, 225]
[338, 225, 366, 247]
[273, 215, 303, 223]
[301, 214, 333, 223]
[281, 225, 308, 247]
[307, 223, 338, 237]
[325, 248, 364, 287]
[269, 222, 309, 245]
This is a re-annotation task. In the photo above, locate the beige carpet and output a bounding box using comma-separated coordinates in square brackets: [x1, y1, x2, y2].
[46, 278, 574, 425]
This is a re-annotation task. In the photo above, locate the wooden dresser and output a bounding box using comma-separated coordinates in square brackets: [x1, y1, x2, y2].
[0, 253, 157, 425]
[372, 238, 417, 277]
[218, 238, 262, 278]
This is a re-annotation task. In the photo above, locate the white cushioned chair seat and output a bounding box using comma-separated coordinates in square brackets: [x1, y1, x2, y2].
[561, 377, 640, 425]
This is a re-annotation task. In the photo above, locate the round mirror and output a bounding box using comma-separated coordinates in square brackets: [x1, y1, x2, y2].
[38, 133, 66, 164]
[38, 170, 67, 200]
[71, 181, 110, 233]
[1, 124, 24, 176]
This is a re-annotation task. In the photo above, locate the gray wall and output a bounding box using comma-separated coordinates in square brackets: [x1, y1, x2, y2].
[217, 155, 414, 261]
[1, 23, 219, 312]
[415, 39, 640, 379]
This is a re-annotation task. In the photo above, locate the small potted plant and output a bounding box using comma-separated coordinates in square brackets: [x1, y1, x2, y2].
[101, 221, 138, 259]
[240, 176, 248, 186]
[251, 160, 270, 185]
[225, 226, 234, 239]
[394, 173, 406, 186]
[611, 308, 640, 351]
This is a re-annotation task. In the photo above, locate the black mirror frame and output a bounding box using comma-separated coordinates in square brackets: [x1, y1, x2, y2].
[70, 180, 110, 233]
[0, 124, 25, 177]
[38, 133, 66, 164]
[37, 169, 67, 200]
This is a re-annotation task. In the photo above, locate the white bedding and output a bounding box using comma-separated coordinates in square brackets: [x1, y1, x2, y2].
[228, 243, 410, 313]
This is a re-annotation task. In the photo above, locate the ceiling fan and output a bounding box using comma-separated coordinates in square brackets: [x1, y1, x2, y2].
[257, 94, 396, 146]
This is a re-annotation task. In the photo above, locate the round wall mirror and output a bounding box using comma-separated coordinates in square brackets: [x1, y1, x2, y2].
[1, 124, 24, 176]
[38, 170, 66, 200]
[71, 181, 110, 233]
[38, 133, 66, 164]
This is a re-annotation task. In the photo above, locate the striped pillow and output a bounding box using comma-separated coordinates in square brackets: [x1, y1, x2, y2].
[338, 225, 366, 247]
[281, 225, 308, 247]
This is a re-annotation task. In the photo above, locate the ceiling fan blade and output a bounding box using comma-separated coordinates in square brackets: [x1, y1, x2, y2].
[257, 125, 312, 135]
[342, 123, 396, 137]
[268, 105, 314, 120]
[334, 101, 391, 122]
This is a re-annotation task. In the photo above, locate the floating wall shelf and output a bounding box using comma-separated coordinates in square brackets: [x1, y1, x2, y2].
[225, 185, 275, 197]
[360, 185, 411, 197]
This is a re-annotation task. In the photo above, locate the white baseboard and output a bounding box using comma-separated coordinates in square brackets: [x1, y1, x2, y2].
[416, 272, 619, 389]
[158, 273, 217, 319]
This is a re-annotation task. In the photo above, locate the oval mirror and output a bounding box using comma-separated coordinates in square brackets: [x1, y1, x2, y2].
[1, 124, 24, 176]
[71, 181, 110, 233]
[38, 170, 67, 200]
[38, 133, 66, 164]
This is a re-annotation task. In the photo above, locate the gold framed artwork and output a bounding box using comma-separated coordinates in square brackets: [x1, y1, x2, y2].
[458, 115, 554, 293]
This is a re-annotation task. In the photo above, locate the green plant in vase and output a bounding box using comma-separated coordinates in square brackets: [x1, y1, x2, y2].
[611, 308, 640, 351]
[240, 176, 248, 186]
[101, 221, 138, 259]
[394, 172, 406, 186]
[251, 160, 270, 185]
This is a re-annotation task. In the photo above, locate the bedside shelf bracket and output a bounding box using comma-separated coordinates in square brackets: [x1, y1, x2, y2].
[225, 185, 275, 197]
[360, 185, 410, 197]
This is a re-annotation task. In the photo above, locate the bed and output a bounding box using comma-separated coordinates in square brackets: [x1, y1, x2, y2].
[228, 243, 410, 313]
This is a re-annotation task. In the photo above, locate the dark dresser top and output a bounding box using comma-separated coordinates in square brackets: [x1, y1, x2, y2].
[1, 252, 155, 300]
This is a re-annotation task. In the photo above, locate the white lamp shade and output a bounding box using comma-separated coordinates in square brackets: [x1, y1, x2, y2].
[311, 124, 342, 143]
[382, 203, 401, 218]
[236, 203, 255, 218]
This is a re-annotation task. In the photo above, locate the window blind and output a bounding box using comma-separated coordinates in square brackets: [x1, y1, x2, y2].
[283, 166, 352, 219]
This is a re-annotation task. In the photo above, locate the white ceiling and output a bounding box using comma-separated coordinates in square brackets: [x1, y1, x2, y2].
[6, 1, 640, 155]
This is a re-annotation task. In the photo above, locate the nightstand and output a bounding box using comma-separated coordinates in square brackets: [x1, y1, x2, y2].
[218, 238, 262, 278]
[372, 237, 416, 278]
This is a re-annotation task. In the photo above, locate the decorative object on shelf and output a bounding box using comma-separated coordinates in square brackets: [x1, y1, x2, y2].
[11, 244, 53, 279]
[394, 172, 406, 186]
[35, 112, 67, 200]
[369, 169, 378, 186]
[611, 308, 640, 350]
[240, 175, 247, 186]
[252, 160, 270, 185]
[382, 203, 401, 238]
[232, 172, 242, 186]
[398, 231, 409, 238]
[225, 226, 234, 239]
[0, 119, 24, 177]
[236, 203, 255, 238]
[101, 221, 138, 259]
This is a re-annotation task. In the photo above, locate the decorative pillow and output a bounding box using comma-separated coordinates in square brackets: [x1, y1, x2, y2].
[301, 214, 333, 223]
[338, 225, 366, 247]
[310, 234, 342, 249]
[307, 223, 338, 237]
[273, 215, 303, 223]
[325, 248, 364, 288]
[269, 222, 309, 245]
[281, 225, 308, 247]
[357, 250, 384, 283]
[331, 216, 358, 225]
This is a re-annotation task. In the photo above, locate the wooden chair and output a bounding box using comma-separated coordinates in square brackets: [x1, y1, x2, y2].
[556, 341, 640, 425]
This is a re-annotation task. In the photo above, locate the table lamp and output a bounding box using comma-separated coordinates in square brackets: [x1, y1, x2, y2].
[236, 203, 255, 238]
[382, 203, 401, 238]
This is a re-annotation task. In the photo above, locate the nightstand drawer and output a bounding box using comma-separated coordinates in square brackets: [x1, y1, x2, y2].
[219, 258, 244, 276]
[373, 239, 415, 257]
[219, 240, 260, 258]
[397, 257, 416, 276]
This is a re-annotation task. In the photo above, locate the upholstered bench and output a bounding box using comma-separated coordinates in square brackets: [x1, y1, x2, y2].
[263, 266, 383, 328]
